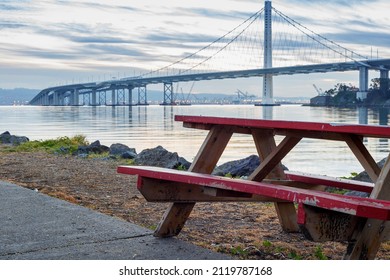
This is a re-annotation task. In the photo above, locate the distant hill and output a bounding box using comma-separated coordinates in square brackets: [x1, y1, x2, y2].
[0, 88, 39, 105]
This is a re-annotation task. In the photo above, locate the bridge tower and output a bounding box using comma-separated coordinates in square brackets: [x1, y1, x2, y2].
[262, 0, 275, 105]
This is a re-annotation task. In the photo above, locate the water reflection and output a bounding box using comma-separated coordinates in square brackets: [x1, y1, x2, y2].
[262, 106, 273, 120]
[163, 106, 174, 130]
[358, 107, 368, 125]
[379, 108, 389, 126]
[2, 105, 390, 177]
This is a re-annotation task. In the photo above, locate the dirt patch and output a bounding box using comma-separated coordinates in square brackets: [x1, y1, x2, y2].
[1, 149, 389, 259]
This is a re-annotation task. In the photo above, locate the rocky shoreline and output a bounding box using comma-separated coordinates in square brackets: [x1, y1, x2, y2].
[0, 130, 382, 184]
[1, 131, 265, 177]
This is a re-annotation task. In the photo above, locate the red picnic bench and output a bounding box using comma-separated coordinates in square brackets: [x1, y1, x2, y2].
[118, 115, 390, 260]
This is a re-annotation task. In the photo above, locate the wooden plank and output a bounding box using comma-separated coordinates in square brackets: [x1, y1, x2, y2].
[175, 115, 390, 138]
[118, 166, 390, 221]
[188, 125, 233, 173]
[344, 155, 390, 259]
[153, 125, 233, 237]
[251, 129, 286, 179]
[265, 179, 326, 191]
[251, 129, 300, 232]
[285, 171, 374, 193]
[138, 178, 283, 202]
[153, 203, 194, 237]
[249, 135, 302, 182]
[344, 134, 381, 182]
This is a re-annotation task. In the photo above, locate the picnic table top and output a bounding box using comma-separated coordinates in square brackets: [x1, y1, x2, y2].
[175, 115, 390, 138]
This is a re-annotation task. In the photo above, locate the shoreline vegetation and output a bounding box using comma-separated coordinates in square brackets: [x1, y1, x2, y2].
[1, 132, 390, 259]
[310, 81, 390, 107]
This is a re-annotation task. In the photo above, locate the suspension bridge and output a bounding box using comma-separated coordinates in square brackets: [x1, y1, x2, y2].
[29, 0, 390, 106]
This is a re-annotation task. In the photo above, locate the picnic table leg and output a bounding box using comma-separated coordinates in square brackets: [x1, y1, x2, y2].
[154, 125, 233, 237]
[344, 154, 390, 259]
[250, 129, 301, 232]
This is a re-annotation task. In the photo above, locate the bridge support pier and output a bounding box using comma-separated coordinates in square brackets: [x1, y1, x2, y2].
[161, 83, 175, 105]
[58, 93, 64, 106]
[111, 89, 117, 106]
[380, 69, 389, 93]
[357, 66, 369, 101]
[91, 89, 97, 106]
[261, 0, 275, 106]
[127, 87, 134, 106]
[45, 94, 50, 106]
[53, 91, 60, 106]
[137, 86, 148, 105]
[72, 89, 80, 106]
[263, 74, 274, 105]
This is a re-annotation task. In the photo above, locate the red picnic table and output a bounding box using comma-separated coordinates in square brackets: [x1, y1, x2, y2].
[118, 115, 390, 260]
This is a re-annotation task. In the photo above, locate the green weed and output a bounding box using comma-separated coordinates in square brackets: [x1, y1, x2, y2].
[229, 246, 248, 257]
[262, 240, 273, 248]
[314, 245, 328, 260]
[87, 152, 111, 159]
[2, 135, 88, 154]
[175, 164, 188, 171]
[288, 250, 303, 260]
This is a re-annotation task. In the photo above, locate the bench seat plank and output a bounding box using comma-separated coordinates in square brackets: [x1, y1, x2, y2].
[285, 171, 374, 193]
[118, 166, 390, 221]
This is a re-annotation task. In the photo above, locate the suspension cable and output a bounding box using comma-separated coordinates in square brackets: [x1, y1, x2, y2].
[139, 8, 264, 78]
[272, 7, 368, 62]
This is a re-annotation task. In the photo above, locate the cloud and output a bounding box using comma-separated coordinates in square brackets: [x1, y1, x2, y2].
[0, 2, 27, 11]
[0, 21, 27, 29]
[82, 44, 149, 58]
[284, 0, 374, 6]
[179, 7, 255, 20]
[327, 30, 390, 50]
[143, 31, 219, 45]
[0, 0, 389, 93]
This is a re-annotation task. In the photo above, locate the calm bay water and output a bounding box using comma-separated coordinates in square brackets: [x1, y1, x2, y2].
[1, 104, 390, 177]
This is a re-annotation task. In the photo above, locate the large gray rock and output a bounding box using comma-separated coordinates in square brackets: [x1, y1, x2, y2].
[213, 155, 260, 177]
[134, 146, 191, 169]
[76, 140, 110, 155]
[10, 135, 29, 145]
[109, 143, 137, 158]
[344, 158, 388, 197]
[213, 155, 288, 177]
[352, 158, 387, 183]
[0, 131, 29, 145]
[0, 131, 11, 143]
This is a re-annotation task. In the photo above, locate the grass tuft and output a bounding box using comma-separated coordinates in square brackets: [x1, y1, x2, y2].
[2, 135, 88, 154]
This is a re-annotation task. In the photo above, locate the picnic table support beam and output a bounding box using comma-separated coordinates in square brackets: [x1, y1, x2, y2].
[250, 129, 301, 232]
[249, 133, 302, 182]
[344, 134, 381, 182]
[154, 125, 233, 237]
[344, 154, 390, 259]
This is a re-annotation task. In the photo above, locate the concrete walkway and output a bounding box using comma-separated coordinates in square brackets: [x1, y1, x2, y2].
[0, 181, 231, 260]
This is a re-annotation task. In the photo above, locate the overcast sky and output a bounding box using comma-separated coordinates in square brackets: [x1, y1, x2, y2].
[1, 0, 389, 98]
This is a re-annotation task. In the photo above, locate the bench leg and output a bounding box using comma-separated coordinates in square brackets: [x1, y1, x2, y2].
[344, 154, 390, 259]
[344, 219, 390, 259]
[251, 129, 301, 232]
[154, 203, 195, 237]
[154, 125, 233, 237]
